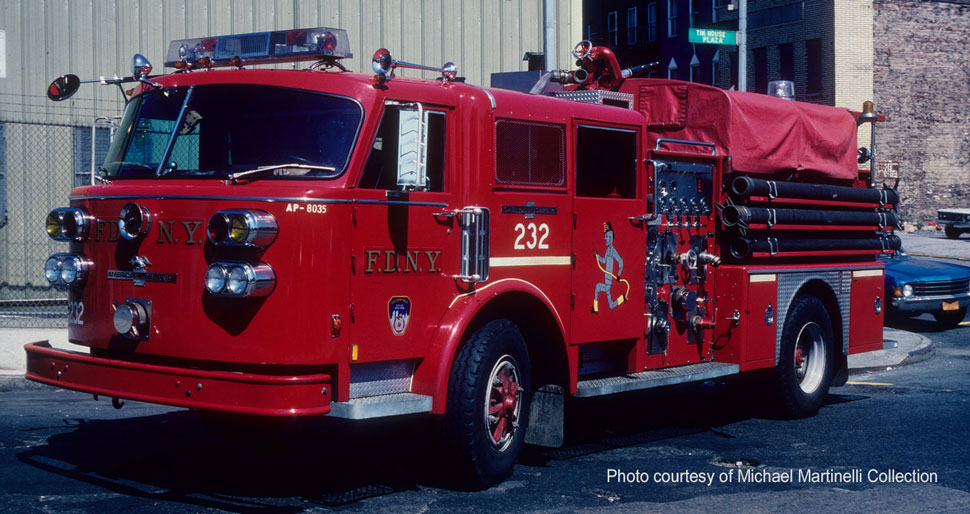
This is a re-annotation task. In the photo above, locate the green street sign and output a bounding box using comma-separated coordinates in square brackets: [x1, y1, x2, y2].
[688, 28, 737, 45]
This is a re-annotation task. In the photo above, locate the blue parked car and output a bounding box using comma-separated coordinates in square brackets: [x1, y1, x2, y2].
[881, 249, 970, 328]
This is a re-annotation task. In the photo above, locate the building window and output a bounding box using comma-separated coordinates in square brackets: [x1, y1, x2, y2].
[780, 43, 794, 81]
[690, 0, 701, 28]
[608, 11, 618, 47]
[647, 3, 657, 42]
[713, 49, 721, 87]
[806, 38, 822, 93]
[754, 46, 767, 94]
[690, 53, 701, 83]
[668, 0, 678, 38]
[627, 7, 638, 46]
[668, 58, 678, 80]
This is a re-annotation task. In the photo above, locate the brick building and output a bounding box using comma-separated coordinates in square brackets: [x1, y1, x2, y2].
[873, 0, 970, 221]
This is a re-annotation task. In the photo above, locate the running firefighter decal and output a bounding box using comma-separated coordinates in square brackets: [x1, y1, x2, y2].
[592, 221, 630, 313]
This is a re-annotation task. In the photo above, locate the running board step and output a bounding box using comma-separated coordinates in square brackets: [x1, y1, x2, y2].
[328, 392, 432, 420]
[575, 361, 740, 398]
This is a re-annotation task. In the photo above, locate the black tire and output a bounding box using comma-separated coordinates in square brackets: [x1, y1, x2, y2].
[933, 306, 967, 329]
[442, 319, 532, 488]
[772, 295, 835, 418]
[944, 225, 962, 239]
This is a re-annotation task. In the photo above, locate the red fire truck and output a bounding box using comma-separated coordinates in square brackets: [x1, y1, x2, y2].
[31, 28, 897, 485]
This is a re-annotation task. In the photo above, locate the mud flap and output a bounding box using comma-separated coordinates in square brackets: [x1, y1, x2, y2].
[525, 384, 564, 447]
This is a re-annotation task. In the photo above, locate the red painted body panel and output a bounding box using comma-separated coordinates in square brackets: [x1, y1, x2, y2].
[26, 64, 887, 417]
[25, 342, 331, 416]
[850, 271, 885, 353]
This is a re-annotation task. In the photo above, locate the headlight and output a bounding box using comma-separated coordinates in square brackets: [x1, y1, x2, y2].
[43, 253, 90, 287]
[226, 265, 249, 295]
[902, 284, 913, 297]
[205, 265, 227, 294]
[204, 261, 275, 297]
[45, 256, 62, 283]
[45, 208, 91, 241]
[119, 202, 153, 240]
[207, 210, 278, 248]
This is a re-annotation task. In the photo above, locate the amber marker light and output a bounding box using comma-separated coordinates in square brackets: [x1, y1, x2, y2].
[207, 209, 278, 248]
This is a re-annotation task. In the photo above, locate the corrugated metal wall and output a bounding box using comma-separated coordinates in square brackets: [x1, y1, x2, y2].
[0, 0, 581, 312]
[0, 0, 582, 125]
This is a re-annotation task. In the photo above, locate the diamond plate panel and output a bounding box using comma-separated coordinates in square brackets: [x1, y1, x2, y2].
[349, 360, 415, 399]
[774, 271, 850, 364]
[553, 90, 635, 109]
[575, 361, 739, 397]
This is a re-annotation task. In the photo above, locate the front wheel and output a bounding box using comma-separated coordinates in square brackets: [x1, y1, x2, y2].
[944, 224, 963, 239]
[772, 295, 835, 418]
[442, 319, 532, 488]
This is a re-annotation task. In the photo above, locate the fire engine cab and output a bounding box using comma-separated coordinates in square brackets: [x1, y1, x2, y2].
[31, 28, 897, 486]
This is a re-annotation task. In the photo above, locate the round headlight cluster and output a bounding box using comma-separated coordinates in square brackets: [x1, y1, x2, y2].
[45, 208, 91, 241]
[204, 261, 275, 297]
[119, 202, 153, 240]
[207, 210, 278, 248]
[44, 253, 90, 287]
[902, 284, 914, 297]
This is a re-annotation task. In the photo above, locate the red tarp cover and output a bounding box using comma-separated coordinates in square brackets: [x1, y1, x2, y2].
[620, 79, 859, 179]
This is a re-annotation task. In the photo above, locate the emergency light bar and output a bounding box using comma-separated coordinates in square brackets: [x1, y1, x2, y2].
[164, 27, 352, 69]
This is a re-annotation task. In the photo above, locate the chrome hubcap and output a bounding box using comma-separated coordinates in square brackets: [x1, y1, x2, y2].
[794, 322, 826, 394]
[485, 355, 521, 452]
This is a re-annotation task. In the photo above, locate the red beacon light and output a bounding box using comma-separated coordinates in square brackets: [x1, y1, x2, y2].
[164, 27, 352, 69]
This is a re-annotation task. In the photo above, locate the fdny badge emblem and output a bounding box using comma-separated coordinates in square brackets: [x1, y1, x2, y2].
[388, 296, 412, 336]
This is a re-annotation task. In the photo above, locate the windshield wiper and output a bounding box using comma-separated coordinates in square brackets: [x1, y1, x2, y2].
[228, 163, 337, 184]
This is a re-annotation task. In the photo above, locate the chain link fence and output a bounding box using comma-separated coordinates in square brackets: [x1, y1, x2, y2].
[0, 119, 114, 327]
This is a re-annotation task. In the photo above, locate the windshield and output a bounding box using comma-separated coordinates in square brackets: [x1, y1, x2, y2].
[102, 84, 362, 179]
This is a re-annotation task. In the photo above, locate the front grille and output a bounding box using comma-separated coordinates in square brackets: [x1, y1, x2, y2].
[938, 211, 969, 222]
[913, 278, 970, 296]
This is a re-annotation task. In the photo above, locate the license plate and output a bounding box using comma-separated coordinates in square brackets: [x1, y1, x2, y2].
[942, 300, 959, 311]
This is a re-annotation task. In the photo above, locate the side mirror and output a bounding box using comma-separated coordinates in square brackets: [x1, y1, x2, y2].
[395, 105, 429, 190]
[47, 74, 81, 101]
[132, 53, 153, 79]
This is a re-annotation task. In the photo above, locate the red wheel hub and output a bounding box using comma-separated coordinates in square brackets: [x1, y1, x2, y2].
[487, 362, 520, 448]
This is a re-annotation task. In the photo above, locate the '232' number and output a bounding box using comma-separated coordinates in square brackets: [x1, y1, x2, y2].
[513, 223, 550, 250]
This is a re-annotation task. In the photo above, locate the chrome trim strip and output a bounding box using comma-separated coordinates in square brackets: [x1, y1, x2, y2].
[70, 195, 448, 208]
[900, 292, 970, 302]
[468, 84, 497, 109]
[747, 266, 883, 274]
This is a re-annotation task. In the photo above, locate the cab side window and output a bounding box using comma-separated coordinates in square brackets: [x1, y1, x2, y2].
[359, 106, 445, 192]
[575, 125, 637, 198]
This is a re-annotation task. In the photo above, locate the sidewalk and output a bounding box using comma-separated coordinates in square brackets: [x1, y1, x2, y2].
[896, 231, 970, 262]
[0, 325, 933, 390]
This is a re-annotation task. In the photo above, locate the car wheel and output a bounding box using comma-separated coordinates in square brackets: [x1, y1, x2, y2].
[442, 319, 531, 487]
[944, 225, 962, 239]
[933, 306, 967, 329]
[772, 295, 835, 418]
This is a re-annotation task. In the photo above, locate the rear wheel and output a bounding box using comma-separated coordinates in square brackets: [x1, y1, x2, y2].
[934, 306, 967, 328]
[442, 319, 531, 488]
[773, 295, 835, 418]
[944, 225, 962, 239]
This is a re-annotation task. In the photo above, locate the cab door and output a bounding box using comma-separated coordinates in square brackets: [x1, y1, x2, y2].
[571, 123, 646, 344]
[350, 101, 458, 364]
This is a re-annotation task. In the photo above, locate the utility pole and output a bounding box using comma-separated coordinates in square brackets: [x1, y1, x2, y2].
[738, 0, 747, 92]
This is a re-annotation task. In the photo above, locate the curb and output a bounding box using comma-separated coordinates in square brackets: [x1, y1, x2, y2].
[908, 252, 970, 262]
[848, 335, 936, 375]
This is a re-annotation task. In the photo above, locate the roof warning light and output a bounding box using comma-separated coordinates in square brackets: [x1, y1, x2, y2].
[164, 27, 352, 70]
